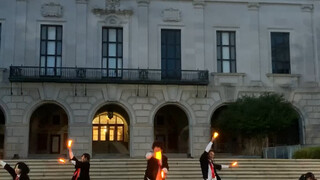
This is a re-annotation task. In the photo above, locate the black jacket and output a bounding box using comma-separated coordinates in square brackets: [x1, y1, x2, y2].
[144, 155, 169, 180]
[199, 151, 222, 180]
[4, 164, 30, 180]
[71, 156, 90, 180]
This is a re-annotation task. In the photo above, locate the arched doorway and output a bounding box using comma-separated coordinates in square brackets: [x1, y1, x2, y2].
[211, 105, 300, 155]
[29, 104, 68, 157]
[154, 105, 189, 153]
[0, 108, 5, 158]
[92, 105, 129, 156]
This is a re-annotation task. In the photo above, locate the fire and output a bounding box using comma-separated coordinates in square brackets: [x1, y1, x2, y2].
[58, 158, 66, 163]
[213, 132, 219, 138]
[67, 140, 73, 148]
[155, 151, 162, 160]
[161, 170, 165, 179]
[231, 161, 238, 167]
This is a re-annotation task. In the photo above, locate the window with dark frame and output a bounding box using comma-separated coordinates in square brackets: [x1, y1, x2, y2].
[271, 32, 290, 74]
[217, 31, 236, 73]
[0, 23, 2, 54]
[102, 27, 123, 78]
[40, 25, 62, 76]
[161, 29, 181, 80]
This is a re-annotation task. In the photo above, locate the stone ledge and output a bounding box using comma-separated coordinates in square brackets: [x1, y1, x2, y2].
[211, 72, 246, 86]
[266, 73, 300, 88]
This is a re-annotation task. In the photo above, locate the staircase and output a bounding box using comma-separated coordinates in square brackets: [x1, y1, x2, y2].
[0, 158, 320, 180]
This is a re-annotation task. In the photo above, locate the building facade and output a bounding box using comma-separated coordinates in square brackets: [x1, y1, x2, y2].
[0, 0, 319, 158]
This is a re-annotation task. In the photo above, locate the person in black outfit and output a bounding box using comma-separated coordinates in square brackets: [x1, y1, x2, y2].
[199, 135, 232, 180]
[299, 172, 317, 180]
[144, 141, 169, 180]
[0, 160, 30, 180]
[68, 145, 90, 180]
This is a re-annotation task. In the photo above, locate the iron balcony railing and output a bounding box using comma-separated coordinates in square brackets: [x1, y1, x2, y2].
[9, 66, 209, 85]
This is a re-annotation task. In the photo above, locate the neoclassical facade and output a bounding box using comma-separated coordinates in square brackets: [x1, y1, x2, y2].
[0, 0, 320, 158]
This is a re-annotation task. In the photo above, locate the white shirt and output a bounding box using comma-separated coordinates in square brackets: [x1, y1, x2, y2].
[205, 142, 229, 180]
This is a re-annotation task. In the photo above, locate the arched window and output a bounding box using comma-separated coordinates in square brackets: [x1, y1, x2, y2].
[92, 112, 124, 142]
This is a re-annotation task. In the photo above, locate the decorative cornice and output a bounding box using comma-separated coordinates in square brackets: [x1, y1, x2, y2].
[76, 0, 88, 4]
[106, 0, 120, 10]
[247, 2, 259, 10]
[137, 0, 150, 7]
[301, 4, 313, 12]
[162, 8, 181, 22]
[41, 2, 63, 18]
[92, 8, 133, 16]
[193, 0, 205, 9]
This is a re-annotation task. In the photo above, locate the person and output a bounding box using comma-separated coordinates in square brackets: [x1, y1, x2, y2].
[199, 135, 233, 180]
[68, 145, 90, 180]
[0, 160, 30, 180]
[144, 141, 169, 180]
[299, 172, 317, 180]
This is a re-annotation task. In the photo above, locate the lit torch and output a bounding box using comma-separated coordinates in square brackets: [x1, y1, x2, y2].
[58, 158, 66, 163]
[231, 161, 238, 167]
[161, 169, 165, 179]
[155, 151, 162, 161]
[213, 132, 219, 139]
[67, 140, 73, 148]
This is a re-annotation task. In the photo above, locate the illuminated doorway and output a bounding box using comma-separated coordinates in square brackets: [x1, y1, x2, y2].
[154, 105, 189, 153]
[29, 104, 68, 156]
[92, 105, 129, 155]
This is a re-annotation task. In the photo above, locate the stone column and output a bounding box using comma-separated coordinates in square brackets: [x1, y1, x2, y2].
[193, 0, 205, 70]
[14, 0, 27, 65]
[76, 0, 88, 67]
[136, 0, 150, 68]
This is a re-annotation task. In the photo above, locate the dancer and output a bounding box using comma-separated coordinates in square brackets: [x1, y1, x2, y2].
[67, 141, 90, 180]
[200, 134, 234, 180]
[0, 159, 30, 180]
[144, 141, 169, 180]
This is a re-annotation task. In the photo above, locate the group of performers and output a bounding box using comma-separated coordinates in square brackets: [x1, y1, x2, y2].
[3, 132, 313, 180]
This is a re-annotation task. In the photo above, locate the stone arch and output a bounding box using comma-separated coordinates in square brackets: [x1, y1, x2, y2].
[153, 103, 190, 154]
[28, 102, 69, 157]
[90, 102, 131, 156]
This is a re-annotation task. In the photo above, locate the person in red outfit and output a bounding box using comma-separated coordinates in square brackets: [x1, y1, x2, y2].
[0, 160, 30, 180]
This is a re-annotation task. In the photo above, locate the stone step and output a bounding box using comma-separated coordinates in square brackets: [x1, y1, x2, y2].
[0, 158, 319, 180]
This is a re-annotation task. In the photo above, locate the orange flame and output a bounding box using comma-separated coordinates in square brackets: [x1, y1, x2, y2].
[161, 170, 165, 179]
[155, 151, 162, 160]
[67, 140, 73, 148]
[58, 158, 66, 163]
[213, 132, 219, 138]
[231, 161, 238, 167]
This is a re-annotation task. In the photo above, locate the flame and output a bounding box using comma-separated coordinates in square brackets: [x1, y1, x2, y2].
[231, 161, 238, 167]
[161, 170, 165, 179]
[155, 151, 162, 160]
[213, 132, 219, 138]
[67, 140, 73, 148]
[58, 158, 66, 163]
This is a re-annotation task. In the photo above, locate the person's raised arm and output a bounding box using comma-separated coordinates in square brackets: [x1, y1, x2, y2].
[0, 160, 6, 168]
[205, 134, 217, 152]
[68, 146, 74, 160]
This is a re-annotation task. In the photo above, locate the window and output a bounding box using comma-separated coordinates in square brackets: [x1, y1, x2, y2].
[102, 27, 123, 78]
[217, 31, 236, 73]
[0, 23, 2, 53]
[271, 32, 290, 74]
[161, 29, 181, 79]
[92, 112, 125, 142]
[40, 25, 62, 76]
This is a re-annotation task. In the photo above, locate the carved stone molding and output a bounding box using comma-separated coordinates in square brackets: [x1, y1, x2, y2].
[106, 0, 120, 10]
[137, 0, 150, 7]
[193, 0, 205, 9]
[41, 2, 63, 18]
[76, 0, 88, 4]
[93, 0, 133, 17]
[301, 4, 313, 12]
[162, 8, 181, 22]
[104, 15, 124, 26]
[247, 2, 259, 10]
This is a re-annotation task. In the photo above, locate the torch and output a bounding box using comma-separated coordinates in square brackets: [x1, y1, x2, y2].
[67, 140, 73, 148]
[213, 132, 219, 139]
[58, 158, 66, 163]
[161, 169, 165, 179]
[231, 161, 238, 167]
[155, 151, 162, 161]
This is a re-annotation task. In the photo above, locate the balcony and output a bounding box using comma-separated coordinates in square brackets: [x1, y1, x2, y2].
[9, 66, 209, 85]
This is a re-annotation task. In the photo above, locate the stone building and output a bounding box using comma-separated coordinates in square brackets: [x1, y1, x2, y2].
[0, 0, 319, 158]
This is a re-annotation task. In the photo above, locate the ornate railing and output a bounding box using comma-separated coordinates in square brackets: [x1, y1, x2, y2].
[9, 66, 209, 85]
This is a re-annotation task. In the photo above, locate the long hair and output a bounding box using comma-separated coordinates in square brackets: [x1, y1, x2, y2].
[15, 162, 30, 175]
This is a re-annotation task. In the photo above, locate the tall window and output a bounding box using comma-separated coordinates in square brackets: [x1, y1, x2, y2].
[271, 32, 290, 74]
[40, 25, 62, 76]
[161, 29, 181, 79]
[102, 27, 123, 78]
[92, 112, 124, 142]
[217, 31, 236, 73]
